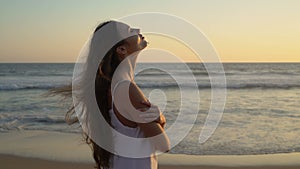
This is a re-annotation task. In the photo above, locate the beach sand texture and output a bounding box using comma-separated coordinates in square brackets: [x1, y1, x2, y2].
[1, 130, 300, 169]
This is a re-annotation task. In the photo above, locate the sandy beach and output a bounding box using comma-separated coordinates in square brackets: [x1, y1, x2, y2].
[1, 130, 300, 169]
[1, 154, 300, 169]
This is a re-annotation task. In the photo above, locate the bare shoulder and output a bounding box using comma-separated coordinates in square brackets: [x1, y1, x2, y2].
[115, 82, 170, 150]
[112, 81, 149, 124]
[129, 82, 166, 137]
[111, 81, 147, 128]
[128, 82, 149, 109]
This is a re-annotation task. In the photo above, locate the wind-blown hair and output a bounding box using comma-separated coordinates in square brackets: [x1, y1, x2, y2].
[47, 21, 126, 169]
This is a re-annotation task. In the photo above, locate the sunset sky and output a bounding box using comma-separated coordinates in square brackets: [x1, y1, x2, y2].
[0, 0, 299, 62]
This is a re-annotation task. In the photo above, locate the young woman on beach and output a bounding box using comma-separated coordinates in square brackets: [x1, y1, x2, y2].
[51, 21, 170, 169]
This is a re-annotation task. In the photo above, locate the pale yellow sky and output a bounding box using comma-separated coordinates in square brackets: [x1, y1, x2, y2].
[0, 0, 299, 62]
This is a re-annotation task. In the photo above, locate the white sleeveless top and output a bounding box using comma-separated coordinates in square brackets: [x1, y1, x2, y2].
[109, 107, 158, 169]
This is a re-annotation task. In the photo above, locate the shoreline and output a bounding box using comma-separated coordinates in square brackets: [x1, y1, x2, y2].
[1, 130, 300, 168]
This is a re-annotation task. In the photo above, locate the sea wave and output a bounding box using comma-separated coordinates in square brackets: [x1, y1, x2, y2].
[135, 71, 300, 77]
[0, 84, 65, 91]
[1, 82, 300, 91]
[137, 83, 300, 89]
[0, 112, 82, 134]
[0, 114, 66, 124]
[0, 114, 67, 132]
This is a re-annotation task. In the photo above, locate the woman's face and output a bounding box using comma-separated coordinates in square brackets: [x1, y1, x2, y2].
[115, 28, 147, 59]
[125, 33, 148, 53]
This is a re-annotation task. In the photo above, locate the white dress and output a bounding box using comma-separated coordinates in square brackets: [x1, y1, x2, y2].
[109, 107, 158, 169]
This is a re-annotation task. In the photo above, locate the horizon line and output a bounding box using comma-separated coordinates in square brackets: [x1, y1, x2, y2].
[1, 61, 300, 64]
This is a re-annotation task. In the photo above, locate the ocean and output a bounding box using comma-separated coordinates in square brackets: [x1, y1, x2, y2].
[0, 63, 299, 155]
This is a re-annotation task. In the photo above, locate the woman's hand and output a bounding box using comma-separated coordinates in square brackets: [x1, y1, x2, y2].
[154, 112, 166, 129]
[138, 101, 166, 128]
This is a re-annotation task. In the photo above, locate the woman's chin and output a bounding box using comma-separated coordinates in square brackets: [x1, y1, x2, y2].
[139, 41, 148, 50]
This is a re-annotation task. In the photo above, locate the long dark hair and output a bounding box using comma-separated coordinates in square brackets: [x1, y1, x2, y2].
[48, 21, 125, 169]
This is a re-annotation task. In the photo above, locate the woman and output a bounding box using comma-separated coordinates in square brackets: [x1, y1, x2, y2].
[50, 21, 170, 169]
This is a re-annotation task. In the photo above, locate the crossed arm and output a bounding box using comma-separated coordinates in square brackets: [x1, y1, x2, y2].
[112, 81, 170, 152]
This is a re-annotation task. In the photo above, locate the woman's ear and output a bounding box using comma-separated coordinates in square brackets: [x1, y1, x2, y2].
[116, 45, 128, 59]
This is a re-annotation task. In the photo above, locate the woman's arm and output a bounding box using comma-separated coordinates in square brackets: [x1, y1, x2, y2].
[129, 82, 170, 152]
[112, 81, 170, 152]
[139, 101, 166, 129]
